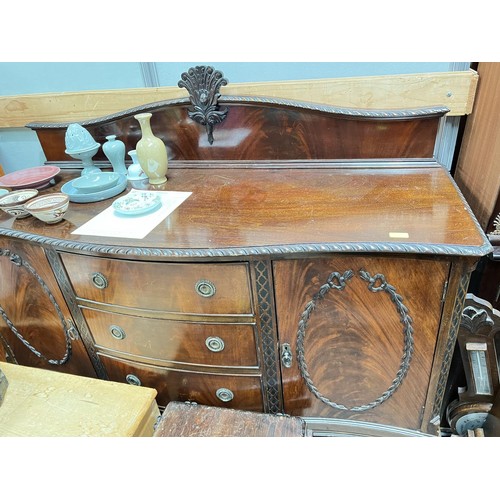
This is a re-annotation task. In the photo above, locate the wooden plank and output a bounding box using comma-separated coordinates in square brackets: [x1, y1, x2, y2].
[154, 401, 305, 437]
[454, 63, 500, 229]
[222, 70, 478, 115]
[0, 361, 160, 436]
[0, 70, 478, 128]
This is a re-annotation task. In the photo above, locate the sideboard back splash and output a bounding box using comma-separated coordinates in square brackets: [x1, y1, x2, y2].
[27, 98, 448, 167]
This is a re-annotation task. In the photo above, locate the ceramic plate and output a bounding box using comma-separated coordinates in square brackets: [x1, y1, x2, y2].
[0, 165, 60, 189]
[61, 174, 127, 203]
[112, 192, 162, 216]
[72, 172, 120, 193]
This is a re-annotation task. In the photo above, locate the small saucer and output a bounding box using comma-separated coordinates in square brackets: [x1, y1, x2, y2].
[112, 191, 162, 216]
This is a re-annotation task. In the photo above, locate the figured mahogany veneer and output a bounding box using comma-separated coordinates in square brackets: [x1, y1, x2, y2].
[83, 309, 258, 368]
[0, 167, 489, 256]
[28, 99, 446, 163]
[98, 353, 264, 411]
[60, 254, 253, 314]
[0, 236, 97, 377]
[274, 255, 450, 430]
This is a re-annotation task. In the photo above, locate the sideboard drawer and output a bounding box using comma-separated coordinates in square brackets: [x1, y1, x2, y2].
[98, 354, 264, 411]
[60, 253, 253, 314]
[83, 308, 259, 367]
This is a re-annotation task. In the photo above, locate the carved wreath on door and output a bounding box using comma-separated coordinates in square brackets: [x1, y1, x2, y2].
[296, 269, 414, 412]
[0, 248, 75, 364]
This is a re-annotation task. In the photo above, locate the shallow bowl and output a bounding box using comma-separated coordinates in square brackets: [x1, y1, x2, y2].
[0, 165, 60, 190]
[0, 189, 39, 218]
[24, 193, 69, 224]
[72, 172, 120, 193]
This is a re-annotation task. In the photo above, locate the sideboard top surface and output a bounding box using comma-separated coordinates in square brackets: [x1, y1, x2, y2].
[0, 166, 492, 259]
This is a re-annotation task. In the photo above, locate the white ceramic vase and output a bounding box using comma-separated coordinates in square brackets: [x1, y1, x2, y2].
[127, 150, 146, 181]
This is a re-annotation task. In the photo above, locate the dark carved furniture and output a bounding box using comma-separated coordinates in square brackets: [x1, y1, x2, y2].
[154, 401, 305, 437]
[446, 293, 500, 436]
[0, 67, 492, 437]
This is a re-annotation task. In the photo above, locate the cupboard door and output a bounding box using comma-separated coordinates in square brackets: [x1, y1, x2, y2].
[273, 255, 450, 430]
[0, 237, 96, 377]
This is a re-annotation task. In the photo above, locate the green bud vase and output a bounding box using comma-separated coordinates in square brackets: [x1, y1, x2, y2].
[134, 112, 168, 185]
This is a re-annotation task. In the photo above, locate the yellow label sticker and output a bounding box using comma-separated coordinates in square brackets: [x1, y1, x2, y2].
[389, 232, 409, 238]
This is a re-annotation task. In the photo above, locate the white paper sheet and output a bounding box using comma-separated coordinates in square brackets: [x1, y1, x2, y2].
[71, 189, 192, 239]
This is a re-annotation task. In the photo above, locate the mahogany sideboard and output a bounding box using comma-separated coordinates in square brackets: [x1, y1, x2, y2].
[0, 67, 492, 437]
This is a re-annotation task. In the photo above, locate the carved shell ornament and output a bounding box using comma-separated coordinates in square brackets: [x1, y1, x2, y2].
[490, 213, 500, 235]
[178, 66, 228, 145]
[462, 305, 494, 334]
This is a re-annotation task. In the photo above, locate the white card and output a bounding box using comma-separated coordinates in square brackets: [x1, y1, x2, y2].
[72, 189, 192, 239]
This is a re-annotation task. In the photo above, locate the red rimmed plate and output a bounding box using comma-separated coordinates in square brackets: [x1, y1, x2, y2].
[0, 165, 61, 190]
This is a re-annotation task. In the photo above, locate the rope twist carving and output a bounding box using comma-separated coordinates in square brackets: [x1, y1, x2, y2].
[0, 248, 73, 365]
[297, 269, 414, 412]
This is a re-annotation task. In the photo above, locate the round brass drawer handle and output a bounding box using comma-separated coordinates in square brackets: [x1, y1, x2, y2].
[126, 374, 141, 386]
[195, 279, 216, 298]
[216, 387, 234, 402]
[109, 325, 126, 340]
[91, 272, 108, 289]
[205, 336, 225, 352]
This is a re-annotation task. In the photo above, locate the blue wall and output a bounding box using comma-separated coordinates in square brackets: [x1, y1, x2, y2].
[0, 62, 453, 96]
[0, 62, 457, 173]
[0, 63, 145, 96]
[157, 62, 452, 86]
